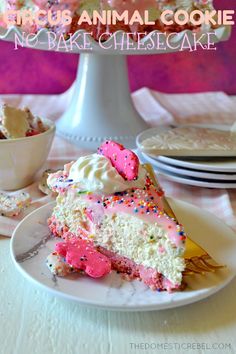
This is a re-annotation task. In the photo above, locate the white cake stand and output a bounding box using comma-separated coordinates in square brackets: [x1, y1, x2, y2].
[0, 25, 231, 149]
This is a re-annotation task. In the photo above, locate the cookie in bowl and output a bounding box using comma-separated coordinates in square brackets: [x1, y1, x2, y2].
[0, 104, 55, 190]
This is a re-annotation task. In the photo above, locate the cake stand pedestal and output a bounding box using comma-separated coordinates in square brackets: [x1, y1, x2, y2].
[57, 53, 148, 149]
[0, 26, 231, 150]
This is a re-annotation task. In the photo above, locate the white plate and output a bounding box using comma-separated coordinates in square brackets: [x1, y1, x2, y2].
[136, 124, 236, 157]
[142, 152, 236, 181]
[10, 200, 236, 311]
[156, 169, 236, 189]
[157, 155, 236, 173]
[136, 125, 236, 173]
[139, 152, 236, 189]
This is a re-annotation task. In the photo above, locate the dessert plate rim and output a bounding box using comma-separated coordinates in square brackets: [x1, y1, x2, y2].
[140, 152, 236, 188]
[139, 151, 236, 174]
[136, 124, 236, 157]
[155, 169, 236, 189]
[10, 199, 236, 311]
[145, 157, 236, 180]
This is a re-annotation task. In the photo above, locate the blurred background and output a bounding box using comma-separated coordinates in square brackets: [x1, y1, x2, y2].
[0, 0, 235, 95]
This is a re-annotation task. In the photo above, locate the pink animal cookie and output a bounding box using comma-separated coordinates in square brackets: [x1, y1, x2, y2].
[98, 140, 139, 181]
[55, 238, 111, 278]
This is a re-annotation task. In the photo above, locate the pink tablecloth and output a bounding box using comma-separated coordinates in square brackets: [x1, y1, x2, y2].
[1, 86, 236, 237]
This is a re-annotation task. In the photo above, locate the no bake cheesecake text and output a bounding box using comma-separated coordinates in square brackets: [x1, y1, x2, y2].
[14, 30, 217, 52]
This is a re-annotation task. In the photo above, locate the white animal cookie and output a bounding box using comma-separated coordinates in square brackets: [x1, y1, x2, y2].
[38, 169, 58, 195]
[46, 252, 75, 277]
[0, 192, 31, 217]
[1, 105, 30, 139]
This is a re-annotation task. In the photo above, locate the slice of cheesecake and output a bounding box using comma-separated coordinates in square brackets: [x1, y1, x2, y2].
[47, 141, 186, 292]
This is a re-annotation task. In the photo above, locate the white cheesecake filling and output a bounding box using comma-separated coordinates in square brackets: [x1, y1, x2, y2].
[52, 195, 185, 285]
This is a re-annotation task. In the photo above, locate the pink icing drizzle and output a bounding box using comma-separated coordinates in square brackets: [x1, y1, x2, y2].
[83, 183, 185, 248]
[51, 168, 186, 248]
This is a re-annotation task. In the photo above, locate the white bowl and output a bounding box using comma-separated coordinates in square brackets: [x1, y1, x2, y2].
[0, 118, 55, 190]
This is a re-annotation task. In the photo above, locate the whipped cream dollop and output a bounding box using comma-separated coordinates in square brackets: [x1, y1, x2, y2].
[67, 153, 146, 194]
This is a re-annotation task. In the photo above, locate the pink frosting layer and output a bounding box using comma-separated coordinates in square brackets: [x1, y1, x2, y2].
[50, 169, 186, 249]
[83, 184, 185, 248]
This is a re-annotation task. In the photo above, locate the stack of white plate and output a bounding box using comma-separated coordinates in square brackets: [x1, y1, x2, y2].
[138, 152, 236, 189]
[136, 124, 236, 189]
